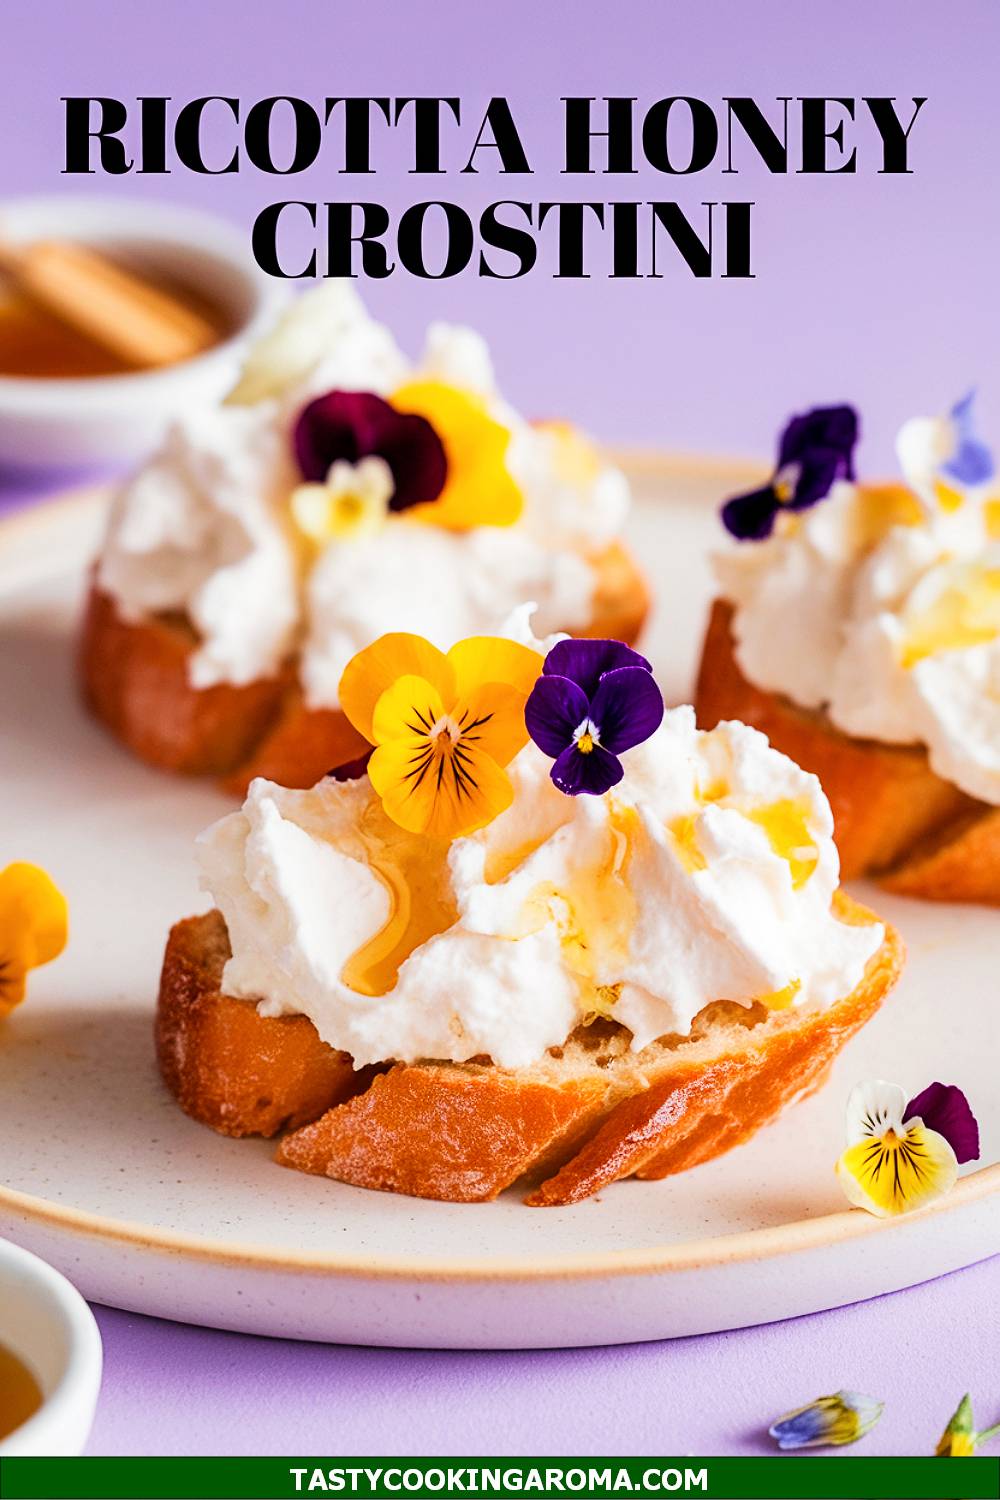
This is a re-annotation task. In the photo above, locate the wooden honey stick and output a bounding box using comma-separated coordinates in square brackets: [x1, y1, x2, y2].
[0, 237, 219, 370]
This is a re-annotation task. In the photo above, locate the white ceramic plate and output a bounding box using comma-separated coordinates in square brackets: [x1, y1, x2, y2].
[0, 465, 997, 1350]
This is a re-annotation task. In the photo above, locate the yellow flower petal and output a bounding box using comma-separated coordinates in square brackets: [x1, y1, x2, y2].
[369, 735, 513, 840]
[339, 634, 457, 744]
[454, 681, 533, 770]
[391, 379, 523, 530]
[0, 863, 68, 1018]
[371, 676, 447, 748]
[836, 1122, 958, 1217]
[290, 483, 336, 543]
[446, 637, 543, 704]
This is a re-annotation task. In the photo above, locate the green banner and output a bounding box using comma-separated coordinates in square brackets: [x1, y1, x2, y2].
[0, 1456, 997, 1500]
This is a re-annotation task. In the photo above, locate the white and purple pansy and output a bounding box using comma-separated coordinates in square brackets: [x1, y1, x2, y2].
[524, 639, 664, 796]
[836, 1078, 980, 1218]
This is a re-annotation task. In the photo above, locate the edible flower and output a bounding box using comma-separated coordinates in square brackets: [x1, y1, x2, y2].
[525, 639, 664, 796]
[0, 863, 68, 1018]
[291, 456, 395, 544]
[338, 633, 542, 840]
[936, 1394, 1000, 1457]
[769, 1390, 884, 1451]
[389, 380, 523, 529]
[897, 390, 996, 512]
[294, 391, 447, 515]
[722, 404, 859, 540]
[835, 1079, 979, 1218]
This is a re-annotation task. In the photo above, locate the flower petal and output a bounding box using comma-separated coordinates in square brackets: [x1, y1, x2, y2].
[589, 666, 664, 754]
[791, 450, 842, 510]
[551, 742, 624, 796]
[0, 863, 68, 1018]
[446, 637, 543, 704]
[457, 682, 533, 769]
[905, 1082, 980, 1165]
[525, 674, 591, 760]
[369, 736, 513, 840]
[392, 380, 522, 529]
[836, 1122, 958, 1217]
[338, 634, 456, 744]
[937, 1394, 977, 1457]
[721, 485, 780, 541]
[778, 404, 859, 478]
[769, 1391, 883, 1451]
[943, 391, 995, 487]
[541, 639, 652, 698]
[844, 1079, 908, 1145]
[371, 676, 447, 748]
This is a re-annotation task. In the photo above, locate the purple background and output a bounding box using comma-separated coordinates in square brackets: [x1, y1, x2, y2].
[2, 0, 999, 1459]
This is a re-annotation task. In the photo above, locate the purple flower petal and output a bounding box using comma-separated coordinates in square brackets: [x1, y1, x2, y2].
[721, 485, 780, 541]
[778, 405, 859, 479]
[943, 390, 995, 486]
[294, 390, 447, 512]
[542, 638, 651, 698]
[551, 742, 624, 796]
[525, 674, 591, 760]
[905, 1082, 980, 1164]
[589, 666, 664, 754]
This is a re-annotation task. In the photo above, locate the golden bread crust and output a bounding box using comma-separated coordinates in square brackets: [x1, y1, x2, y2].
[694, 599, 987, 887]
[81, 542, 649, 792]
[157, 897, 901, 1204]
[155, 911, 361, 1137]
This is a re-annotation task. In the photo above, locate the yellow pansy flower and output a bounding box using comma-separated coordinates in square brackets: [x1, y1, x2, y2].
[835, 1079, 962, 1217]
[291, 456, 394, 545]
[0, 863, 68, 1018]
[390, 380, 523, 530]
[339, 633, 543, 840]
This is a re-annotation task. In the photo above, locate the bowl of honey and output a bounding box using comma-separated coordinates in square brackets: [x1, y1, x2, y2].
[0, 1237, 102, 1455]
[0, 194, 284, 468]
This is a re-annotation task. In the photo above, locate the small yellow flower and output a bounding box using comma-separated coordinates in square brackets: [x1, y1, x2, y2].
[936, 1394, 1000, 1457]
[291, 456, 394, 545]
[390, 380, 523, 530]
[339, 633, 542, 840]
[0, 863, 68, 1017]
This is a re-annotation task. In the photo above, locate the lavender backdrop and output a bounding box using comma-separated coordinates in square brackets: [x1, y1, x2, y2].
[1, 0, 998, 1459]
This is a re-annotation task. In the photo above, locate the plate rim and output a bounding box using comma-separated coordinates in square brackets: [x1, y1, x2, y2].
[2, 466, 996, 1287]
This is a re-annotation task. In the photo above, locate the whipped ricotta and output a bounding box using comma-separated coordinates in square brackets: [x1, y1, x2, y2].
[716, 456, 1000, 805]
[198, 706, 883, 1069]
[98, 283, 630, 705]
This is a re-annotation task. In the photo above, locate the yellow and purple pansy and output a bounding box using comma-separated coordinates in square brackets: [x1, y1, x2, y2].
[291, 381, 522, 546]
[722, 404, 859, 541]
[835, 1078, 979, 1218]
[936, 1394, 1000, 1457]
[0, 862, 68, 1018]
[524, 639, 664, 795]
[338, 632, 542, 840]
[769, 1390, 883, 1451]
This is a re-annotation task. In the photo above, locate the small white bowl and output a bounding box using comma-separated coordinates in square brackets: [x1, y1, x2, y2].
[0, 195, 285, 468]
[0, 1237, 102, 1456]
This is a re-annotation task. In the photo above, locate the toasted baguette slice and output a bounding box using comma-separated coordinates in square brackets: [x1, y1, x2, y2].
[156, 910, 363, 1137]
[695, 599, 990, 889]
[81, 542, 649, 794]
[157, 898, 901, 1204]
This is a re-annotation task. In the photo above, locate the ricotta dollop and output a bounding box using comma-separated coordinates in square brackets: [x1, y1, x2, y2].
[198, 706, 882, 1069]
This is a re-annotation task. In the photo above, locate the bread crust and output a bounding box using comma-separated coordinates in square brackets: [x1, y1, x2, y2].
[81, 542, 649, 793]
[157, 897, 902, 1204]
[694, 599, 998, 894]
[156, 910, 362, 1138]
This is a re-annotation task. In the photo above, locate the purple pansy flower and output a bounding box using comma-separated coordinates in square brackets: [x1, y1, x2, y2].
[294, 391, 447, 513]
[524, 639, 664, 796]
[722, 404, 859, 541]
[943, 391, 995, 487]
[905, 1081, 980, 1164]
